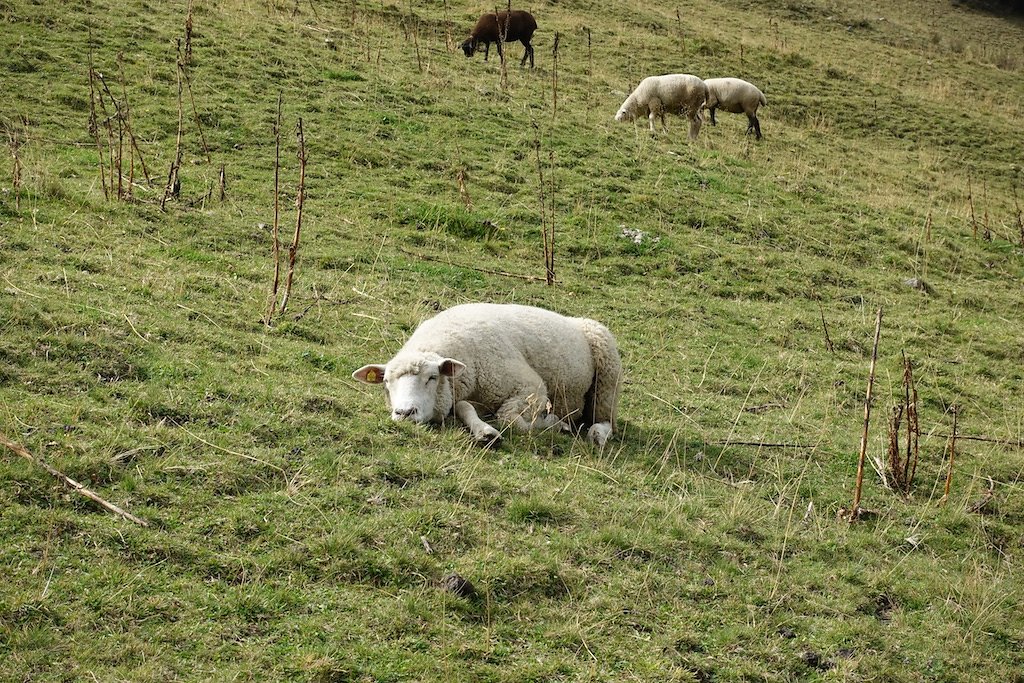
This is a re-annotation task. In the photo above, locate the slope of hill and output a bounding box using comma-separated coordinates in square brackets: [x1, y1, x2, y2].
[2, 0, 1023, 680]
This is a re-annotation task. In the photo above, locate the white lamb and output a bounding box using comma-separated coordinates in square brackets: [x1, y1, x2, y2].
[704, 77, 767, 140]
[352, 303, 622, 448]
[614, 74, 708, 140]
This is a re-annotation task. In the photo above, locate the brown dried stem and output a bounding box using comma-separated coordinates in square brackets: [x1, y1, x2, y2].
[279, 117, 307, 315]
[818, 302, 835, 354]
[87, 41, 110, 200]
[161, 40, 185, 210]
[5, 121, 22, 211]
[942, 406, 959, 504]
[1, 431, 148, 527]
[265, 93, 284, 325]
[551, 31, 560, 120]
[852, 307, 883, 518]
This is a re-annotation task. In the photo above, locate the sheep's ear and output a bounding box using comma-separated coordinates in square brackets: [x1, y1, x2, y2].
[439, 359, 466, 377]
[353, 364, 387, 384]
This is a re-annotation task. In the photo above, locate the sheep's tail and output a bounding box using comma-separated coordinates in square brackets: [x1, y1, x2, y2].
[578, 319, 622, 428]
[759, 91, 767, 106]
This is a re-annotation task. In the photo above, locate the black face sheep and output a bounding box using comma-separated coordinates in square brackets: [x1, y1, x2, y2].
[614, 74, 708, 140]
[352, 303, 622, 448]
[704, 77, 767, 140]
[460, 10, 537, 68]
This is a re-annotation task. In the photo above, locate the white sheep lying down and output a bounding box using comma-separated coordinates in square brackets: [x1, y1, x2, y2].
[704, 77, 767, 140]
[353, 303, 623, 447]
[615, 73, 708, 140]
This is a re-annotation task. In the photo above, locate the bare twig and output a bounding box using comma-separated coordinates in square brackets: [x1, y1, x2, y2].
[0, 431, 148, 527]
[265, 93, 283, 325]
[709, 440, 815, 449]
[161, 40, 185, 210]
[818, 302, 835, 354]
[396, 247, 546, 282]
[941, 406, 959, 504]
[87, 41, 109, 200]
[903, 352, 919, 490]
[933, 433, 1024, 449]
[4, 121, 22, 211]
[279, 117, 307, 314]
[967, 173, 977, 239]
[551, 31, 560, 120]
[852, 307, 883, 518]
[177, 39, 210, 163]
[184, 0, 195, 66]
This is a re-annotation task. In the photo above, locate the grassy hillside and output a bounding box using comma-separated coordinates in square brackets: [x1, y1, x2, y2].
[2, 0, 1023, 680]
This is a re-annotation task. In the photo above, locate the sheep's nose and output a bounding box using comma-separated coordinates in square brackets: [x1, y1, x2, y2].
[392, 406, 418, 420]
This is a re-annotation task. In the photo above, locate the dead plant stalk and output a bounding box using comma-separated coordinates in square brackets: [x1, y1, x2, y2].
[265, 93, 283, 325]
[279, 117, 307, 315]
[852, 307, 883, 517]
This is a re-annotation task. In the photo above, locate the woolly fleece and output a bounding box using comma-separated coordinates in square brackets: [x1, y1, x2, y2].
[615, 73, 708, 139]
[367, 303, 621, 443]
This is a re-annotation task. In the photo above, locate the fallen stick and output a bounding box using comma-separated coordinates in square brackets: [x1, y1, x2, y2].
[934, 433, 1024, 449]
[709, 440, 815, 449]
[0, 431, 149, 527]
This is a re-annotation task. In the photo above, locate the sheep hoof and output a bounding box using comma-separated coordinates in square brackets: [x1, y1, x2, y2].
[474, 427, 502, 448]
[587, 423, 612, 449]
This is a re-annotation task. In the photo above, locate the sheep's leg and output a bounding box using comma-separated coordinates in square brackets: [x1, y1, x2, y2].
[520, 40, 533, 67]
[454, 400, 501, 444]
[495, 372, 566, 433]
[495, 40, 504, 64]
[709, 106, 718, 126]
[578, 319, 622, 450]
[647, 97, 664, 133]
[483, 42, 490, 61]
[750, 113, 762, 140]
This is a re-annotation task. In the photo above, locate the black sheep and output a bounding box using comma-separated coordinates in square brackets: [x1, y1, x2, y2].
[460, 10, 537, 68]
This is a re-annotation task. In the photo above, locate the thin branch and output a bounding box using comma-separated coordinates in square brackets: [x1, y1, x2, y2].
[942, 406, 959, 504]
[279, 117, 306, 314]
[265, 93, 284, 325]
[852, 307, 883, 518]
[0, 431, 149, 527]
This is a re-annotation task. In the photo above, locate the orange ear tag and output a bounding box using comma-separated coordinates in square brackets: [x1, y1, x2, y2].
[365, 369, 378, 383]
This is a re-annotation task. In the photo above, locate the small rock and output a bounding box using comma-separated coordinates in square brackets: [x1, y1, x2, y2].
[441, 572, 477, 599]
[903, 277, 933, 293]
[778, 627, 796, 639]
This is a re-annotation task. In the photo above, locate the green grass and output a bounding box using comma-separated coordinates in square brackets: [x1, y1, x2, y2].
[3, 0, 1024, 680]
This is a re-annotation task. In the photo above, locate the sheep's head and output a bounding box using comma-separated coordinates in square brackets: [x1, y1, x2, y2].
[614, 104, 635, 123]
[353, 353, 465, 425]
[460, 39, 477, 58]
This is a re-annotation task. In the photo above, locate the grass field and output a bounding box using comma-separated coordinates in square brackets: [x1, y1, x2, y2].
[2, 0, 1024, 680]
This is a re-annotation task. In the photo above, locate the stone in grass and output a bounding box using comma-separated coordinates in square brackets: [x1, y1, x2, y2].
[903, 277, 933, 294]
[440, 572, 478, 600]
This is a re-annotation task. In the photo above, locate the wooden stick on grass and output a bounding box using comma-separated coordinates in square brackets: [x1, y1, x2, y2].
[852, 307, 883, 518]
[0, 431, 148, 527]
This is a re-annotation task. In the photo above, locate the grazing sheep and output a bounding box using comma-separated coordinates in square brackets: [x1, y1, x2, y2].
[614, 74, 708, 140]
[704, 77, 767, 140]
[353, 303, 622, 448]
[460, 10, 537, 68]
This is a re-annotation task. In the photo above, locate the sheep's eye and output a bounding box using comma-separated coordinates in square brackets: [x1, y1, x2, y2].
[427, 375, 439, 383]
